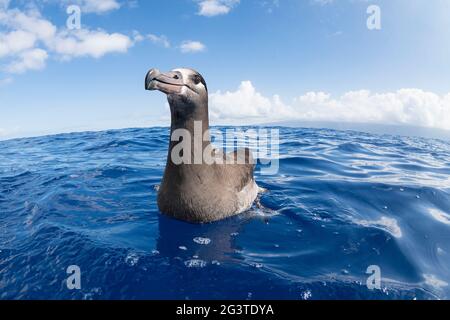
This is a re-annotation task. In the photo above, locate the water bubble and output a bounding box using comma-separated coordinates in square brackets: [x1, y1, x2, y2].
[301, 290, 312, 300]
[125, 253, 139, 266]
[185, 259, 207, 268]
[179, 246, 188, 251]
[193, 237, 211, 245]
[83, 288, 102, 300]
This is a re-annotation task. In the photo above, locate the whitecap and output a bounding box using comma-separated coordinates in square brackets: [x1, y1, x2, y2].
[185, 259, 207, 268]
[253, 206, 279, 218]
[356, 216, 402, 238]
[251, 263, 263, 269]
[424, 274, 448, 289]
[83, 287, 103, 300]
[125, 253, 139, 266]
[301, 290, 312, 300]
[428, 208, 450, 225]
[193, 237, 211, 245]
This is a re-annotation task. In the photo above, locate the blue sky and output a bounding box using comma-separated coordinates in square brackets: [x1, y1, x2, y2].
[1, 0, 450, 139]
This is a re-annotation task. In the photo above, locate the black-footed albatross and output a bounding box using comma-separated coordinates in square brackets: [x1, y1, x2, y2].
[145, 68, 259, 223]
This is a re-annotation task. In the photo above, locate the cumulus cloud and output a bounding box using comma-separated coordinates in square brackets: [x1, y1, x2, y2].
[5, 48, 48, 73]
[0, 4, 134, 73]
[61, 0, 121, 14]
[146, 34, 171, 48]
[196, 0, 239, 17]
[79, 0, 121, 13]
[0, 30, 37, 57]
[209, 81, 450, 130]
[49, 30, 133, 59]
[209, 81, 294, 121]
[180, 40, 206, 53]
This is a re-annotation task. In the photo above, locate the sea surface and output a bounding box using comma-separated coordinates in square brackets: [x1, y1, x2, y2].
[1, 126, 450, 300]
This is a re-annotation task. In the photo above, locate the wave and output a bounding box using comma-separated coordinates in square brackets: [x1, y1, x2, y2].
[0, 126, 449, 299]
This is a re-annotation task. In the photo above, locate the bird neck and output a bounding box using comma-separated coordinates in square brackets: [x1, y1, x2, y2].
[167, 106, 211, 166]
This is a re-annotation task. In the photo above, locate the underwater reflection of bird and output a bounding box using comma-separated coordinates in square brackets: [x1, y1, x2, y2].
[155, 212, 253, 264]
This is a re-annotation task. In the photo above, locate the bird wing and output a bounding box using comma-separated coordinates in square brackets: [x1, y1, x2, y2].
[223, 148, 256, 192]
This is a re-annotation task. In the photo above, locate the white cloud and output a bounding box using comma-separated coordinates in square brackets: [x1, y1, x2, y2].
[1, 8, 58, 42]
[209, 81, 294, 121]
[0, 5, 134, 73]
[49, 29, 133, 59]
[197, 0, 239, 17]
[209, 81, 450, 130]
[64, 0, 121, 13]
[180, 40, 206, 53]
[147, 34, 171, 48]
[424, 274, 448, 289]
[5, 48, 48, 73]
[0, 30, 37, 57]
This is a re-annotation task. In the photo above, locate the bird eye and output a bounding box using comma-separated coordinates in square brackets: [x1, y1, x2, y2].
[173, 74, 179, 80]
[193, 75, 201, 85]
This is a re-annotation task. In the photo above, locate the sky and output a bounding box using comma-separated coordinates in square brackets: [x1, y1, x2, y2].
[1, 0, 450, 140]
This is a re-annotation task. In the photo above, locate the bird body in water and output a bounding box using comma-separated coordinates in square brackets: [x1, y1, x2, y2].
[145, 68, 259, 223]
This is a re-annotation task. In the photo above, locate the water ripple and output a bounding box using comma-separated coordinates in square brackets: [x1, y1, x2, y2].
[0, 127, 449, 299]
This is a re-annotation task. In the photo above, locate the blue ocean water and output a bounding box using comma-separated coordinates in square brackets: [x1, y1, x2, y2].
[1, 126, 450, 300]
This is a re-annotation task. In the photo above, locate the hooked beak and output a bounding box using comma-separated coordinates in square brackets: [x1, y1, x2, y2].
[145, 68, 184, 95]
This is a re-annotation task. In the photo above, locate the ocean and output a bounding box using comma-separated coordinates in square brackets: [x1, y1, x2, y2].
[1, 126, 449, 300]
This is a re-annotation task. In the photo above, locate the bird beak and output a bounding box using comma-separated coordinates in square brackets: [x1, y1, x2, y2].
[145, 68, 184, 95]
